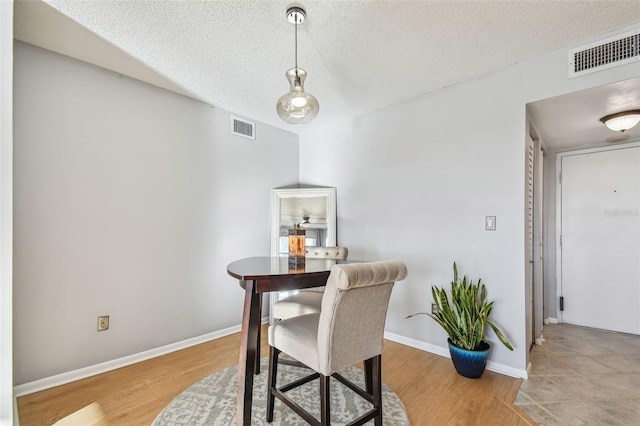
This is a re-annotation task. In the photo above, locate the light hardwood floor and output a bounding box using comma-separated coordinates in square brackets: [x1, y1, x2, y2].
[17, 327, 535, 425]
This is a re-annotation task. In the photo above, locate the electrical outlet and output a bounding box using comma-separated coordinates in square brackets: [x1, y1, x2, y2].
[431, 303, 440, 315]
[97, 315, 109, 331]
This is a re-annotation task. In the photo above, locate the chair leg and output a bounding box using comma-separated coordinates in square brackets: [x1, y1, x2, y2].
[372, 355, 382, 426]
[320, 374, 330, 425]
[267, 346, 280, 423]
[363, 358, 373, 394]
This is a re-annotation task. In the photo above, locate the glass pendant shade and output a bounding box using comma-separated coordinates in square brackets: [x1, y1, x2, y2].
[276, 68, 319, 125]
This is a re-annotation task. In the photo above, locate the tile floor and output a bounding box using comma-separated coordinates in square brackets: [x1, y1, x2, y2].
[514, 323, 640, 425]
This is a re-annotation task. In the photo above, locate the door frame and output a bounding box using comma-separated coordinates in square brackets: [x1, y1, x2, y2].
[555, 141, 640, 323]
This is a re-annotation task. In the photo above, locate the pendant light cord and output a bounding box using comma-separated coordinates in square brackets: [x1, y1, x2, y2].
[294, 18, 298, 69]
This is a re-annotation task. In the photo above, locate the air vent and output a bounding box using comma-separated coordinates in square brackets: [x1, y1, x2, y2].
[569, 30, 639, 78]
[231, 116, 255, 140]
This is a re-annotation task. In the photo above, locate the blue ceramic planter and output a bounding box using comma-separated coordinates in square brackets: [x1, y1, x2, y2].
[447, 338, 491, 379]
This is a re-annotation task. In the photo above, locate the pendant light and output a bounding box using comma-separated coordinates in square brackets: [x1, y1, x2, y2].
[599, 109, 640, 133]
[300, 216, 311, 228]
[276, 7, 319, 125]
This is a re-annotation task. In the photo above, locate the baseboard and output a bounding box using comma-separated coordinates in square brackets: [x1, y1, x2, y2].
[384, 331, 528, 379]
[546, 317, 559, 324]
[13, 317, 269, 397]
[486, 359, 528, 379]
[12, 394, 18, 426]
[384, 331, 450, 358]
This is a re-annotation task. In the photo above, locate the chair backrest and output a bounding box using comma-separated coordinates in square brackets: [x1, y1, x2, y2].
[316, 260, 407, 376]
[305, 246, 348, 260]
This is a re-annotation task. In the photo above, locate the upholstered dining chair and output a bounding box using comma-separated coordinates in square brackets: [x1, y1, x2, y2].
[267, 259, 408, 425]
[271, 246, 348, 321]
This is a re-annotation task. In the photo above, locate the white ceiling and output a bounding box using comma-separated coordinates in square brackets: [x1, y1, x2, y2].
[13, 0, 640, 147]
[528, 77, 640, 152]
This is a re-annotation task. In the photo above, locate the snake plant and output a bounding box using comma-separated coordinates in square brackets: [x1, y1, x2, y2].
[407, 263, 513, 351]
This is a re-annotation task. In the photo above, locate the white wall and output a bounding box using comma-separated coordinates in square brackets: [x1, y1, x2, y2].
[13, 42, 299, 385]
[0, 2, 14, 423]
[543, 150, 560, 319]
[299, 24, 640, 376]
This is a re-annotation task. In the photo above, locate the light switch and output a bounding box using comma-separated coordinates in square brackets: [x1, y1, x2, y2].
[485, 216, 496, 231]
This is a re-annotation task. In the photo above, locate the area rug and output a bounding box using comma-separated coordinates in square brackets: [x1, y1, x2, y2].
[152, 357, 410, 425]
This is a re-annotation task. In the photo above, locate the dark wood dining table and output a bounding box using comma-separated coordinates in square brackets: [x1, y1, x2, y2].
[227, 256, 355, 426]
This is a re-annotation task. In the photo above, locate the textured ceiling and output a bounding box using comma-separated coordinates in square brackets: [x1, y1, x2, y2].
[13, 0, 640, 141]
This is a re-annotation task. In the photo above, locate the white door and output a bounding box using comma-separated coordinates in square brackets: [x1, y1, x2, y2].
[533, 143, 544, 343]
[560, 145, 640, 334]
[526, 132, 545, 349]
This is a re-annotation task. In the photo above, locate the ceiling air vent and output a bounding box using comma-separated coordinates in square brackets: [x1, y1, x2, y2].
[231, 116, 255, 140]
[568, 29, 639, 78]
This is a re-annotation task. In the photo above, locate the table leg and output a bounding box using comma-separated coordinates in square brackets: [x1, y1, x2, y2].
[255, 294, 262, 375]
[236, 280, 261, 426]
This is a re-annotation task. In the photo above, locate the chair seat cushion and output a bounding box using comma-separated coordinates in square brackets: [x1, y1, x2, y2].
[272, 291, 323, 320]
[268, 313, 321, 371]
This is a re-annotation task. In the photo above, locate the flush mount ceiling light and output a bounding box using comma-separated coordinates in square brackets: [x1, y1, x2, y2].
[276, 6, 319, 125]
[599, 109, 640, 133]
